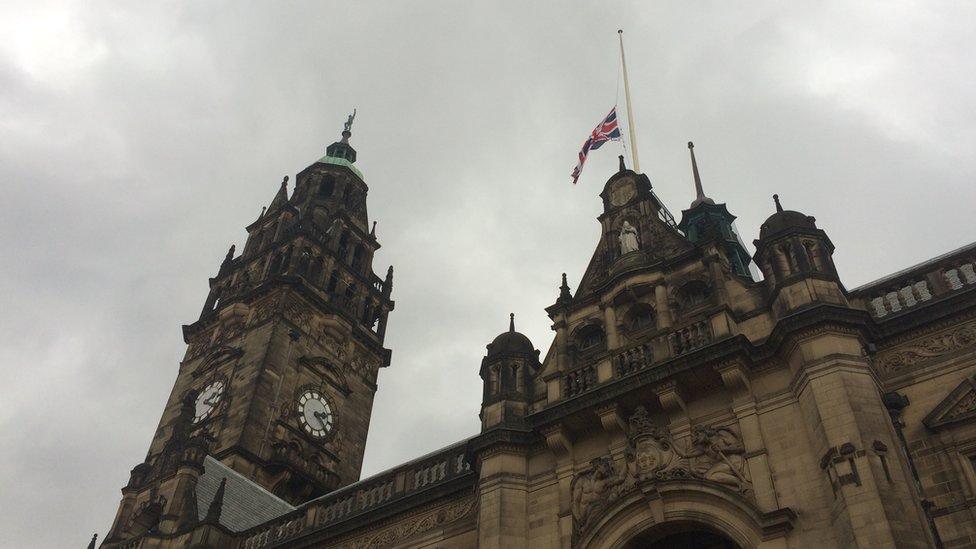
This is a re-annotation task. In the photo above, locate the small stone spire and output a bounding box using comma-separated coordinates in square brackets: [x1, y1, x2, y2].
[205, 477, 227, 523]
[559, 273, 572, 302]
[618, 155, 626, 172]
[688, 141, 714, 207]
[258, 206, 266, 219]
[370, 221, 377, 238]
[87, 533, 98, 549]
[509, 313, 515, 333]
[773, 194, 783, 213]
[267, 176, 289, 212]
[223, 244, 235, 264]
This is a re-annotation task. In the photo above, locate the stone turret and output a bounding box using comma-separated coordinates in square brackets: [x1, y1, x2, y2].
[752, 194, 846, 315]
[479, 314, 540, 430]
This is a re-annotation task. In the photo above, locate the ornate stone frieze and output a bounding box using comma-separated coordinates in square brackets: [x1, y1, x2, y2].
[333, 495, 476, 549]
[570, 407, 751, 541]
[877, 321, 976, 375]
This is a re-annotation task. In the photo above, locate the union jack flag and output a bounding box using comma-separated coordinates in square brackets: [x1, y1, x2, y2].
[571, 107, 622, 184]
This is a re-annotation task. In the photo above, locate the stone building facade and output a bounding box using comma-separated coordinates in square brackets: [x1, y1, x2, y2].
[101, 126, 976, 548]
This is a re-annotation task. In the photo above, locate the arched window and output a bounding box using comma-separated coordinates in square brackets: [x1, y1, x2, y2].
[624, 303, 656, 332]
[297, 248, 312, 276]
[318, 175, 335, 197]
[490, 365, 500, 393]
[326, 271, 339, 293]
[351, 244, 365, 269]
[511, 364, 522, 391]
[309, 257, 324, 284]
[575, 324, 605, 352]
[337, 230, 350, 258]
[677, 281, 710, 310]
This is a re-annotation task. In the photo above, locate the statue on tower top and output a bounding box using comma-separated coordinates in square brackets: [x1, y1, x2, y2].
[343, 109, 357, 134]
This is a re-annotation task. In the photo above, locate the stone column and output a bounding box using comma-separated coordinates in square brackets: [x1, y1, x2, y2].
[716, 360, 779, 512]
[554, 318, 569, 373]
[655, 284, 673, 329]
[602, 303, 619, 350]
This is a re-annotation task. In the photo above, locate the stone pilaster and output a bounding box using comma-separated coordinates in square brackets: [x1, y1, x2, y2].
[716, 360, 779, 512]
[789, 330, 931, 548]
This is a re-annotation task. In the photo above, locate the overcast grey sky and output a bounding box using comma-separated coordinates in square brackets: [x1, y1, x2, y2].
[2, 1, 975, 546]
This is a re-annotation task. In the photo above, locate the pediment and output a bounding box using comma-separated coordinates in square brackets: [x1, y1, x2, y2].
[923, 376, 976, 430]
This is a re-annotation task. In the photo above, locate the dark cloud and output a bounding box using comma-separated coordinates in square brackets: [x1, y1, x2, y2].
[2, 1, 975, 546]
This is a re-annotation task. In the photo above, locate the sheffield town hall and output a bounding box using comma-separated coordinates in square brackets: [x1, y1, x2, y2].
[100, 116, 976, 548]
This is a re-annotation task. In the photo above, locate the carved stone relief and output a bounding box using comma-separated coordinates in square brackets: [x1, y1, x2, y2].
[570, 407, 751, 541]
[334, 495, 476, 549]
[877, 321, 976, 375]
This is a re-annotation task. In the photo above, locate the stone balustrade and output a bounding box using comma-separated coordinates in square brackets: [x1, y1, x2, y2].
[563, 364, 597, 398]
[668, 320, 712, 356]
[614, 342, 653, 377]
[854, 248, 976, 319]
[558, 318, 719, 400]
[240, 443, 472, 548]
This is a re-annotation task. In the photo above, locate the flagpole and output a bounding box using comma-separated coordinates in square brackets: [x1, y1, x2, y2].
[618, 29, 640, 173]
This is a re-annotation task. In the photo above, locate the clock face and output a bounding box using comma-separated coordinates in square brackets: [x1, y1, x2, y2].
[609, 181, 636, 207]
[298, 390, 334, 438]
[193, 380, 225, 423]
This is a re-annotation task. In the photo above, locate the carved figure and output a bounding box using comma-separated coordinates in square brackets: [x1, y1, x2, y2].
[619, 221, 640, 254]
[571, 457, 625, 530]
[688, 425, 751, 492]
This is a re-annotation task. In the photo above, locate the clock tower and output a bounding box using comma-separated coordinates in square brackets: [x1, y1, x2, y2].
[105, 114, 395, 543]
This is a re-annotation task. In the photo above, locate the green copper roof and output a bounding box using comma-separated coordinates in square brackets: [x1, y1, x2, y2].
[317, 155, 363, 179]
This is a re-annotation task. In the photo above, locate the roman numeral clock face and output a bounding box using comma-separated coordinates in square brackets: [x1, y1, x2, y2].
[298, 390, 334, 439]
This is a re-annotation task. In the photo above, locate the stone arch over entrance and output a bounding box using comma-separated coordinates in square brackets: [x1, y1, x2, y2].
[622, 521, 739, 549]
[576, 481, 793, 549]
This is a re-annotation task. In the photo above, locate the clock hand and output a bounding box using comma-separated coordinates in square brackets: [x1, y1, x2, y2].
[313, 411, 330, 428]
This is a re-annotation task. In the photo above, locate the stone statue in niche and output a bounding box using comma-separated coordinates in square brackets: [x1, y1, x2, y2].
[618, 220, 640, 254]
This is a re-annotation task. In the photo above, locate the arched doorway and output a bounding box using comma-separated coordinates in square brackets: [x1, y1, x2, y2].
[622, 521, 740, 549]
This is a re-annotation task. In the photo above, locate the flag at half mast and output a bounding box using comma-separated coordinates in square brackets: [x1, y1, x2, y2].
[571, 107, 622, 184]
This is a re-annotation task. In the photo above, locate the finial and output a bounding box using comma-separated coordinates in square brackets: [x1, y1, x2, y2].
[509, 313, 515, 333]
[87, 533, 98, 549]
[370, 221, 377, 237]
[386, 265, 394, 280]
[773, 194, 783, 213]
[259, 206, 266, 219]
[281, 175, 288, 187]
[618, 155, 626, 172]
[205, 477, 227, 523]
[223, 244, 235, 263]
[559, 273, 572, 301]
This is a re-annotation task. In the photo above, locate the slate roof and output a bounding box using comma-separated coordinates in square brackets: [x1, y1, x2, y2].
[195, 456, 295, 532]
